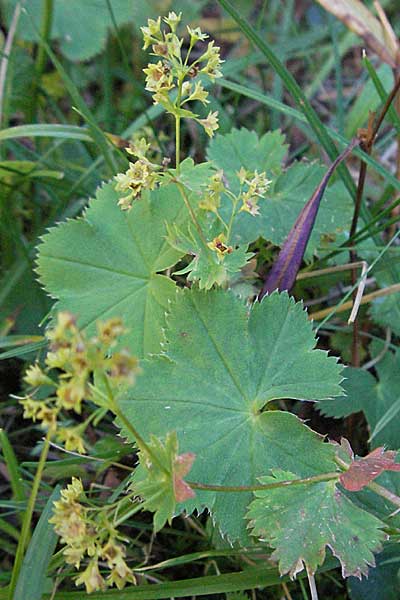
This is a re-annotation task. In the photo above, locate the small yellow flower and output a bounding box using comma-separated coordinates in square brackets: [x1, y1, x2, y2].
[207, 234, 232, 259]
[56, 379, 86, 413]
[115, 159, 158, 210]
[57, 427, 86, 454]
[197, 110, 219, 137]
[20, 397, 42, 421]
[36, 404, 58, 430]
[163, 11, 181, 32]
[107, 350, 140, 385]
[75, 558, 105, 594]
[143, 61, 173, 94]
[187, 25, 208, 44]
[199, 170, 224, 212]
[185, 81, 209, 105]
[200, 41, 223, 79]
[24, 363, 52, 387]
[102, 539, 136, 589]
[141, 17, 162, 50]
[97, 317, 125, 345]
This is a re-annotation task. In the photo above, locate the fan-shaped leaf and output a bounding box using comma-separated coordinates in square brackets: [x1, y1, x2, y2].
[120, 289, 343, 542]
[247, 469, 386, 579]
[36, 182, 194, 357]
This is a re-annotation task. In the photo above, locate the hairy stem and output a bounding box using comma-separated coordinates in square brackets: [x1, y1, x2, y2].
[188, 472, 339, 493]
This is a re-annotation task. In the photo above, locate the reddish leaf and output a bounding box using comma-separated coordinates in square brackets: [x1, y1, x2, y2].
[173, 452, 196, 502]
[340, 447, 400, 492]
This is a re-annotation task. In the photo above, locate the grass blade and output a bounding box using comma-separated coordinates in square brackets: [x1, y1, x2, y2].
[216, 0, 356, 198]
[0, 429, 25, 505]
[13, 485, 60, 600]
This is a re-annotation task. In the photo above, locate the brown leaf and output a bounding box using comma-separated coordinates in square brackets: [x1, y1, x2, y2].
[340, 447, 400, 492]
[315, 0, 399, 68]
[173, 452, 196, 502]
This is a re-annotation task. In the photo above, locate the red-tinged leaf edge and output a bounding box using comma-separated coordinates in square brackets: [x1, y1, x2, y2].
[174, 452, 196, 502]
[259, 138, 359, 299]
[340, 447, 400, 492]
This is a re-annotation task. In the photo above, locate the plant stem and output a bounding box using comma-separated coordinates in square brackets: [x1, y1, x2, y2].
[100, 374, 169, 477]
[309, 282, 400, 321]
[306, 567, 319, 600]
[8, 430, 52, 600]
[188, 472, 339, 493]
[175, 78, 183, 171]
[176, 182, 210, 251]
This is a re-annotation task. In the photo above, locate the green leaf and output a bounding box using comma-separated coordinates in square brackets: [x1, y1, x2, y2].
[246, 469, 386, 579]
[14, 486, 61, 600]
[167, 158, 216, 194]
[207, 128, 288, 181]
[207, 129, 352, 255]
[3, 0, 135, 61]
[131, 431, 195, 532]
[370, 262, 400, 336]
[120, 289, 343, 542]
[318, 353, 400, 449]
[36, 181, 195, 357]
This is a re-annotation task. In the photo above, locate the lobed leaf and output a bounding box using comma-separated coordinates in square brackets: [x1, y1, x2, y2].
[246, 469, 386, 579]
[36, 181, 196, 357]
[120, 289, 343, 542]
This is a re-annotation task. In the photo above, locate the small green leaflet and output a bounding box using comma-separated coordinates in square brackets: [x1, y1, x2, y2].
[207, 129, 352, 256]
[36, 182, 194, 357]
[246, 470, 386, 579]
[120, 289, 343, 542]
[318, 352, 400, 449]
[167, 223, 252, 290]
[131, 432, 195, 532]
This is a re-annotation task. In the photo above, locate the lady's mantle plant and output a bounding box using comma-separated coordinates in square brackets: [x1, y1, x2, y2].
[20, 12, 400, 595]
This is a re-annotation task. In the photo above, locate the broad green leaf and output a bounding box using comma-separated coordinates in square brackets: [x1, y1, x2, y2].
[36, 181, 194, 357]
[14, 486, 60, 600]
[246, 469, 386, 578]
[207, 129, 352, 256]
[120, 289, 343, 542]
[207, 128, 288, 180]
[319, 352, 400, 449]
[3, 0, 135, 61]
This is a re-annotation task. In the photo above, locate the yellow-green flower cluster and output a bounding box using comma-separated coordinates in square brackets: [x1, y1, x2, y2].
[141, 12, 223, 136]
[50, 478, 136, 592]
[21, 313, 140, 453]
[199, 170, 225, 212]
[237, 168, 272, 216]
[114, 138, 161, 210]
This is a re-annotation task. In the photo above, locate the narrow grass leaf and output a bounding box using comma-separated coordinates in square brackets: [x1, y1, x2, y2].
[13, 486, 61, 600]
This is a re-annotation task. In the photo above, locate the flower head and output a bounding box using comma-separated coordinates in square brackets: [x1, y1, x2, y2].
[197, 111, 219, 137]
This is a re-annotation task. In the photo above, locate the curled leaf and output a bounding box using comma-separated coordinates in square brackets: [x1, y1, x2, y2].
[259, 139, 359, 298]
[340, 447, 400, 492]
